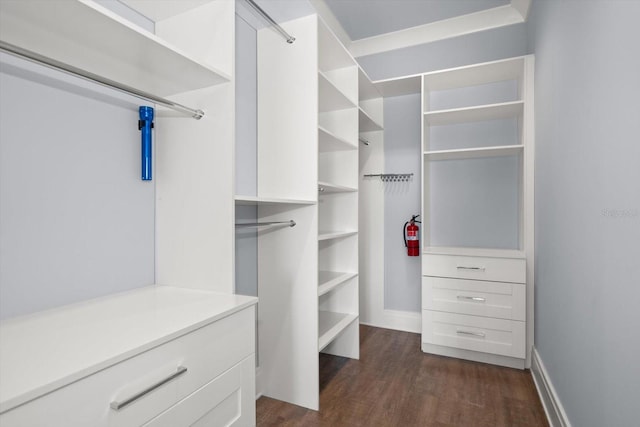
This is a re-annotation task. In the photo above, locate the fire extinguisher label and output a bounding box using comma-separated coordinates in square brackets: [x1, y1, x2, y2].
[407, 230, 417, 239]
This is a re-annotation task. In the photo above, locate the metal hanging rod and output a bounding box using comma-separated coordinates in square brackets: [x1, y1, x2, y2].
[359, 137, 370, 146]
[235, 220, 296, 229]
[0, 41, 205, 119]
[244, 0, 296, 44]
[364, 173, 414, 182]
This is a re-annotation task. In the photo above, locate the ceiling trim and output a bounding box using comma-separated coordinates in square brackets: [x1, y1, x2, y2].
[311, 0, 531, 59]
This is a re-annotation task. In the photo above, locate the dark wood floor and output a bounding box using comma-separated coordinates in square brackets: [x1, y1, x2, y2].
[257, 325, 548, 427]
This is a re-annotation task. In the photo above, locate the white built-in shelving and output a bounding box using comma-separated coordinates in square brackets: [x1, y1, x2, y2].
[318, 230, 358, 241]
[424, 144, 524, 161]
[319, 126, 357, 152]
[318, 311, 358, 351]
[234, 195, 315, 206]
[359, 106, 383, 132]
[316, 15, 360, 382]
[420, 56, 535, 369]
[318, 271, 358, 296]
[247, 14, 359, 412]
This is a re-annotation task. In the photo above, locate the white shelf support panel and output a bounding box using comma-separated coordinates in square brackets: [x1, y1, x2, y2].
[318, 311, 358, 352]
[424, 101, 524, 126]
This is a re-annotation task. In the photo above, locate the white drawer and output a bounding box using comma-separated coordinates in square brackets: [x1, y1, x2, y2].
[422, 277, 525, 321]
[0, 307, 254, 427]
[143, 355, 255, 427]
[422, 310, 525, 359]
[422, 253, 525, 283]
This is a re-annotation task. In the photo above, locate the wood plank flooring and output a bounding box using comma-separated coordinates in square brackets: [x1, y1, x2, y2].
[257, 325, 548, 427]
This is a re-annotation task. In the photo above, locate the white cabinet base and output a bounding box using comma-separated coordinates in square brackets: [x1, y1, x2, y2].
[421, 343, 525, 370]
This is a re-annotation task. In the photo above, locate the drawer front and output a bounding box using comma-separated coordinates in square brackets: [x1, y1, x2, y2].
[422, 253, 526, 283]
[142, 354, 255, 427]
[422, 310, 525, 359]
[422, 277, 525, 321]
[0, 307, 255, 427]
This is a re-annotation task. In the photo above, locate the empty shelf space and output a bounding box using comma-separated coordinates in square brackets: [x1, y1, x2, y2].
[318, 231, 358, 241]
[319, 126, 357, 152]
[318, 271, 357, 296]
[318, 311, 358, 351]
[424, 145, 524, 161]
[359, 107, 383, 132]
[319, 71, 357, 112]
[318, 181, 357, 194]
[235, 196, 316, 206]
[424, 101, 524, 126]
[0, 0, 230, 97]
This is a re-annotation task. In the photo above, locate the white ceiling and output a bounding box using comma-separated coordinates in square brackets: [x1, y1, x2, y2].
[324, 0, 510, 40]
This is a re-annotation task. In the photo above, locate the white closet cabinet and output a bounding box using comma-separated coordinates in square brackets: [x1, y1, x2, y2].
[0, 287, 257, 427]
[0, 1, 254, 425]
[239, 15, 358, 411]
[420, 56, 535, 369]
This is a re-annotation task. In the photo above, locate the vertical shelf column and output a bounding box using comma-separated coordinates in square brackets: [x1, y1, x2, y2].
[317, 18, 360, 361]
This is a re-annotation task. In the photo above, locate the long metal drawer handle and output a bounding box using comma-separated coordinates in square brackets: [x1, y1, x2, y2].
[110, 366, 188, 411]
[456, 330, 486, 338]
[456, 266, 486, 271]
[456, 295, 486, 302]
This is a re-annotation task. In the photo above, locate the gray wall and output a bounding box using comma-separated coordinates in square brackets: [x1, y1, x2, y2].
[0, 54, 154, 320]
[383, 94, 422, 312]
[529, 1, 640, 426]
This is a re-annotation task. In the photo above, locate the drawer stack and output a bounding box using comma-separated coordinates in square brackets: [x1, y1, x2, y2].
[422, 253, 526, 366]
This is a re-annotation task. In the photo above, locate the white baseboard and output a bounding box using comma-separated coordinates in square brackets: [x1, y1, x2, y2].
[531, 348, 571, 427]
[255, 366, 263, 400]
[360, 309, 421, 333]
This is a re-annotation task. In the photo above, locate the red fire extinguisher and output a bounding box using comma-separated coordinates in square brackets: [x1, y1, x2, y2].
[404, 214, 421, 257]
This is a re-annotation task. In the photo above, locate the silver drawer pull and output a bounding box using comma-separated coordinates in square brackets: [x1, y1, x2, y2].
[456, 295, 486, 302]
[456, 330, 486, 338]
[456, 266, 485, 271]
[110, 366, 188, 411]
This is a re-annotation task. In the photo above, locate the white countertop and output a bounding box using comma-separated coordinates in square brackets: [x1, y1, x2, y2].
[0, 285, 258, 413]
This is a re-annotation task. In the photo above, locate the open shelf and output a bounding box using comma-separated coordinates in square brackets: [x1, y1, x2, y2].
[319, 71, 357, 113]
[235, 195, 316, 206]
[318, 271, 357, 297]
[359, 107, 383, 132]
[0, 0, 230, 97]
[424, 145, 524, 161]
[318, 181, 357, 194]
[423, 246, 525, 259]
[318, 126, 357, 152]
[318, 311, 358, 351]
[424, 101, 523, 126]
[318, 231, 358, 241]
[373, 74, 422, 97]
